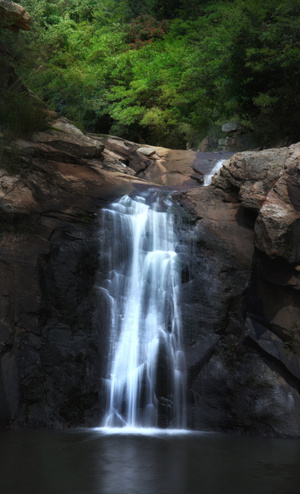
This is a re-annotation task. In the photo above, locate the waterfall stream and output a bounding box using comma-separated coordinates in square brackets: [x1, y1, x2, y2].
[99, 191, 186, 429]
[203, 159, 225, 186]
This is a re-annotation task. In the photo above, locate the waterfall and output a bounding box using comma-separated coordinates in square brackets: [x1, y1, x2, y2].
[203, 159, 225, 186]
[99, 191, 186, 429]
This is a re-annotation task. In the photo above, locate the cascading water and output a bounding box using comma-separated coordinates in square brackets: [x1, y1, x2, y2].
[99, 191, 186, 429]
[203, 159, 225, 186]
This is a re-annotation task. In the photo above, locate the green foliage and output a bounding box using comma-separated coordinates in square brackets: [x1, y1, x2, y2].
[2, 0, 299, 147]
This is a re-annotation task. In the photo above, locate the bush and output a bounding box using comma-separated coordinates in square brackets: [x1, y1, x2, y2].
[126, 15, 169, 49]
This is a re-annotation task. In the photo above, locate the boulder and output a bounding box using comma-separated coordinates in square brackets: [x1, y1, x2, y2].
[198, 136, 218, 152]
[0, 1, 31, 32]
[254, 165, 300, 263]
[140, 148, 198, 186]
[213, 143, 300, 211]
[221, 122, 255, 151]
[224, 133, 255, 152]
[137, 146, 157, 157]
[97, 136, 153, 174]
[222, 122, 243, 133]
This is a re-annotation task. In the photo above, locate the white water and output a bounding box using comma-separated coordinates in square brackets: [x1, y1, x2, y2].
[203, 159, 225, 186]
[99, 192, 186, 429]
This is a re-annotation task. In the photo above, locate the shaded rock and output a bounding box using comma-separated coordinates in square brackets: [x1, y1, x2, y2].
[198, 136, 218, 152]
[222, 122, 243, 133]
[98, 136, 152, 174]
[247, 316, 300, 381]
[183, 186, 255, 266]
[192, 349, 300, 436]
[192, 151, 234, 177]
[52, 119, 85, 137]
[100, 148, 135, 175]
[174, 142, 300, 437]
[221, 122, 254, 152]
[16, 120, 104, 164]
[224, 133, 255, 152]
[210, 143, 300, 264]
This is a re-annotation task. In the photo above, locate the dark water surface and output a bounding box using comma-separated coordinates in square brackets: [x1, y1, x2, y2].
[1, 429, 300, 494]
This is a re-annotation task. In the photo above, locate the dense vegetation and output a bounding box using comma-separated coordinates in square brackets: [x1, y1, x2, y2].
[1, 0, 300, 147]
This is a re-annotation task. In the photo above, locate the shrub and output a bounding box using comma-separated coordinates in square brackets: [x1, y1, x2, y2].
[126, 15, 169, 49]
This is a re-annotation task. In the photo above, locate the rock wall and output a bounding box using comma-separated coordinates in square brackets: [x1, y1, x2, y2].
[177, 144, 300, 436]
[0, 119, 155, 428]
[1, 118, 300, 436]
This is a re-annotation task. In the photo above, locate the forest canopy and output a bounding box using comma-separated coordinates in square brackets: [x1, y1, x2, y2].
[1, 0, 300, 148]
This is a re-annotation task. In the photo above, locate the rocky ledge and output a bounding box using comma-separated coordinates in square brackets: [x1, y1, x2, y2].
[0, 120, 300, 437]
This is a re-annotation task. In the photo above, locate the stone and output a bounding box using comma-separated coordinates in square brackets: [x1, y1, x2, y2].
[99, 137, 152, 174]
[254, 167, 300, 263]
[247, 316, 300, 381]
[30, 123, 105, 161]
[222, 122, 243, 133]
[198, 136, 218, 152]
[0, 1, 31, 32]
[52, 119, 84, 137]
[140, 148, 198, 186]
[137, 146, 156, 157]
[213, 143, 300, 211]
[223, 133, 254, 151]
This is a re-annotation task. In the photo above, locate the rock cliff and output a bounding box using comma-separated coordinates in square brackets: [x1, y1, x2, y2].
[179, 145, 300, 436]
[0, 118, 300, 436]
[0, 119, 156, 427]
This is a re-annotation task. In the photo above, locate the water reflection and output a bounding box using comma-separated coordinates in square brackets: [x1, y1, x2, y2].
[1, 429, 300, 494]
